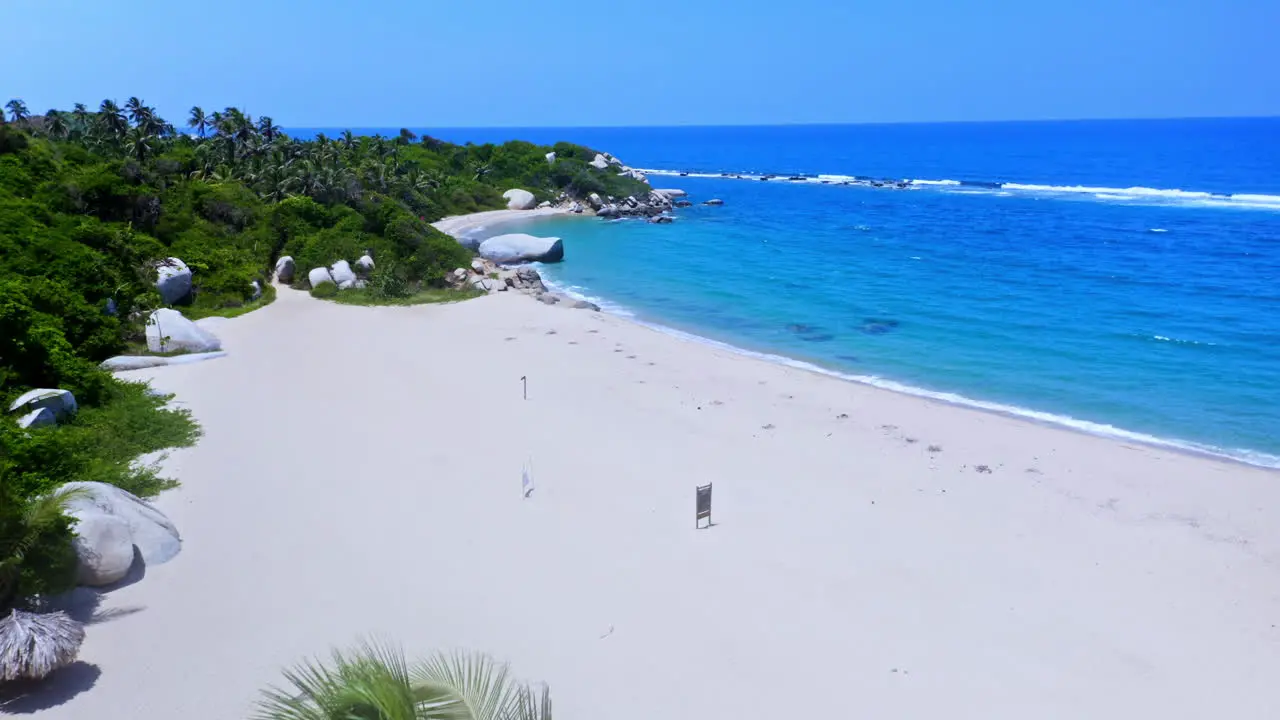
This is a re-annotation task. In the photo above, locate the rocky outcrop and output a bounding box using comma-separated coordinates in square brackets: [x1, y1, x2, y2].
[479, 233, 565, 264]
[17, 408, 56, 429]
[155, 258, 192, 305]
[9, 388, 78, 421]
[510, 266, 547, 293]
[590, 154, 610, 170]
[503, 188, 537, 210]
[653, 189, 687, 199]
[146, 308, 222, 354]
[534, 292, 600, 311]
[470, 277, 506, 293]
[330, 260, 357, 289]
[275, 256, 296, 283]
[309, 267, 334, 288]
[62, 481, 182, 586]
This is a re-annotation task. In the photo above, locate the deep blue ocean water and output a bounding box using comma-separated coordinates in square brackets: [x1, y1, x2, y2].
[291, 120, 1280, 466]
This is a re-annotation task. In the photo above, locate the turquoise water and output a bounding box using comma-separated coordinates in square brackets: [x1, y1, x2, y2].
[293, 121, 1280, 466]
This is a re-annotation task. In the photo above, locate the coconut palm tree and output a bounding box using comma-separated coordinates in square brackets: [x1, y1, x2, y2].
[44, 110, 69, 140]
[125, 126, 153, 162]
[4, 99, 29, 124]
[254, 642, 552, 720]
[258, 115, 281, 143]
[0, 485, 84, 613]
[97, 99, 127, 139]
[188, 106, 208, 138]
[124, 96, 145, 126]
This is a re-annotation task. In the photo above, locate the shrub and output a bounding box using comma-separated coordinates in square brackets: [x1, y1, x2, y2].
[310, 282, 338, 299]
[366, 261, 411, 300]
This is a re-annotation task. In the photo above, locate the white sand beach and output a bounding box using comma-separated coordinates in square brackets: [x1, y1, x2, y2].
[432, 207, 574, 239]
[27, 263, 1280, 718]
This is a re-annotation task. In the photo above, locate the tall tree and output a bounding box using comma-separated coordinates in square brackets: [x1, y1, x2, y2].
[188, 106, 208, 137]
[124, 96, 145, 126]
[257, 115, 280, 143]
[4, 99, 29, 124]
[44, 110, 68, 140]
[97, 99, 127, 139]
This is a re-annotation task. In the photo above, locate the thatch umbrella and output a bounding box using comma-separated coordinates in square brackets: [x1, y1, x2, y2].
[0, 609, 85, 682]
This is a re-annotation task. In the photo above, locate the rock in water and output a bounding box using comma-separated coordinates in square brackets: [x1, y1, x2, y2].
[155, 258, 192, 305]
[502, 188, 537, 210]
[703, 198, 724, 206]
[309, 267, 334, 289]
[8, 388, 78, 420]
[478, 233, 565, 264]
[71, 513, 135, 586]
[145, 308, 222, 353]
[330, 260, 357, 289]
[62, 481, 182, 569]
[654, 188, 687, 198]
[275, 255, 296, 283]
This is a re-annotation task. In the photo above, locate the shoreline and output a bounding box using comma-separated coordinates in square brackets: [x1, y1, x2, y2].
[441, 209, 1280, 471]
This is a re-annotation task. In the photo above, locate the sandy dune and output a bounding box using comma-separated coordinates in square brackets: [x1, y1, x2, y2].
[24, 282, 1280, 719]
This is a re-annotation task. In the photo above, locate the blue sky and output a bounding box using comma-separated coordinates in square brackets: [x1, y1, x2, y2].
[4, 0, 1277, 127]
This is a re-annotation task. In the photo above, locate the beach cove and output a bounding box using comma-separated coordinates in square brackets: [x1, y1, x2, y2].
[31, 232, 1280, 718]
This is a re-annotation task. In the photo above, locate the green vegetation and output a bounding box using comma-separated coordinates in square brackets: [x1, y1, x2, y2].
[328, 286, 484, 307]
[0, 95, 641, 618]
[255, 642, 551, 720]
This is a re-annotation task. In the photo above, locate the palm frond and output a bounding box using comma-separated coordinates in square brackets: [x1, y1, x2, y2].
[410, 651, 519, 720]
[0, 609, 85, 681]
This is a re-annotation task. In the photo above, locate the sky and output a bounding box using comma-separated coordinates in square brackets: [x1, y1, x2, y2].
[3, 0, 1277, 128]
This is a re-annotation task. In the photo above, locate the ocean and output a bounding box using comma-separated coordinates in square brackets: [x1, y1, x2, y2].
[290, 120, 1280, 467]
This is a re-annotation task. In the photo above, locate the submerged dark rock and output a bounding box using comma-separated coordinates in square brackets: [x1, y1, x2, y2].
[861, 318, 901, 335]
[786, 323, 836, 342]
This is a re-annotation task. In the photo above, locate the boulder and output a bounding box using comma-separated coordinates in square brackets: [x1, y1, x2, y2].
[154, 258, 192, 305]
[674, 200, 693, 208]
[569, 299, 601, 311]
[275, 256, 296, 283]
[62, 480, 182, 574]
[478, 234, 565, 264]
[703, 198, 724, 206]
[598, 205, 618, 219]
[502, 188, 537, 210]
[537, 200, 552, 209]
[654, 189, 687, 198]
[648, 215, 674, 224]
[589, 154, 610, 170]
[356, 254, 375, 272]
[513, 266, 547, 293]
[537, 293, 561, 305]
[71, 513, 135, 587]
[471, 277, 506, 293]
[9, 388, 78, 420]
[470, 259, 487, 275]
[569, 201, 583, 213]
[331, 260, 357, 289]
[545, 151, 556, 163]
[17, 407, 56, 430]
[146, 308, 222, 354]
[249, 280, 262, 300]
[448, 268, 469, 287]
[587, 193, 604, 209]
[309, 267, 334, 288]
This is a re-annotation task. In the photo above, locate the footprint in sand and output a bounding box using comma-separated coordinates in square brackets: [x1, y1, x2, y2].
[762, 423, 776, 430]
[504, 337, 516, 341]
[568, 341, 578, 345]
[546, 329, 557, 335]
[711, 400, 724, 406]
[626, 355, 637, 359]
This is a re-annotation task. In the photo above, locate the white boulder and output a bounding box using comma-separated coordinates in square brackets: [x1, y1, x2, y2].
[62, 481, 182, 568]
[17, 407, 56, 429]
[470, 259, 487, 274]
[537, 200, 552, 209]
[9, 388, 78, 420]
[71, 513, 135, 586]
[249, 280, 262, 300]
[587, 193, 604, 209]
[471, 277, 506, 293]
[478, 233, 565, 264]
[275, 256, 296, 283]
[356, 254, 375, 272]
[503, 188, 538, 210]
[589, 154, 609, 170]
[331, 260, 357, 289]
[155, 258, 192, 305]
[569, 201, 583, 213]
[309, 267, 334, 288]
[146, 308, 222, 354]
[545, 151, 556, 163]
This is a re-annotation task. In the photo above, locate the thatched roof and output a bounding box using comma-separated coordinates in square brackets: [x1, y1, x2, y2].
[0, 610, 85, 682]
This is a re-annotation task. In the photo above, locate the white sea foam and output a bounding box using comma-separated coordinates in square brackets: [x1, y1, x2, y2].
[634, 167, 1280, 212]
[1149, 228, 1168, 233]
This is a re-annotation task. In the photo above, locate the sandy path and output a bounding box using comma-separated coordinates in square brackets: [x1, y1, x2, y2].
[25, 284, 1280, 719]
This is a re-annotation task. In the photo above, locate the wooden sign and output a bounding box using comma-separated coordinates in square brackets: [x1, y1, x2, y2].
[695, 483, 712, 529]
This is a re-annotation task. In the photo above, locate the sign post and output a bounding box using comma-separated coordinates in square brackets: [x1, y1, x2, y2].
[695, 483, 712, 529]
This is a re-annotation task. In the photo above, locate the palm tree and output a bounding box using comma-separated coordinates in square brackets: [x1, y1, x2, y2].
[97, 99, 127, 139]
[70, 103, 89, 135]
[258, 115, 281, 143]
[125, 126, 153, 162]
[5, 99, 29, 124]
[0, 485, 84, 612]
[44, 110, 69, 140]
[254, 642, 551, 720]
[189, 106, 208, 137]
[125, 96, 145, 126]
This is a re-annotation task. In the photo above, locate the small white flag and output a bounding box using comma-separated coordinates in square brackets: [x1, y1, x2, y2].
[522, 467, 534, 498]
